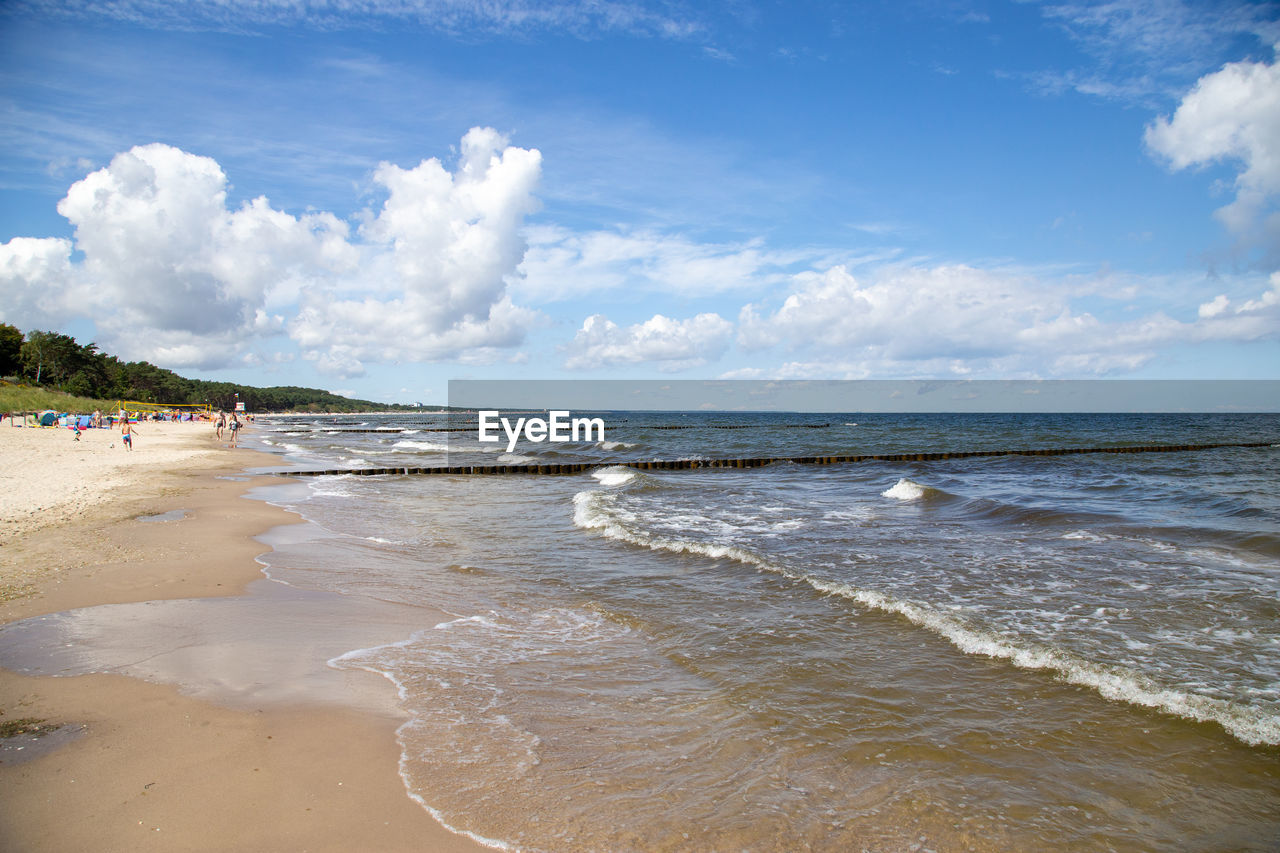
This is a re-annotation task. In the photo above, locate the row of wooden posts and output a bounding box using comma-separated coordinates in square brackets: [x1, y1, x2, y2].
[276, 440, 1272, 477]
[294, 422, 833, 433]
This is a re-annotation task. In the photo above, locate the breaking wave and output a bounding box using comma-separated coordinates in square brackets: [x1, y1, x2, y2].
[571, 485, 1280, 747]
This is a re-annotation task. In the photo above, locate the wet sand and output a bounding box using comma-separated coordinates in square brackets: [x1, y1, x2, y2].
[0, 422, 486, 852]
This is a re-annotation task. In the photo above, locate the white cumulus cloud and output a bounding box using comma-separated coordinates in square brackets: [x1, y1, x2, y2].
[290, 127, 544, 376]
[563, 312, 733, 371]
[734, 263, 1280, 377]
[0, 129, 544, 375]
[738, 265, 1065, 361]
[1145, 48, 1280, 258]
[0, 236, 75, 327]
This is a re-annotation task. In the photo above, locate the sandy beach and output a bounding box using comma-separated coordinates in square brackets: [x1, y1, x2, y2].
[0, 421, 485, 852]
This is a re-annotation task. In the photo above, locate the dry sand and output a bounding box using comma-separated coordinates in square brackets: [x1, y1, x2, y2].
[0, 420, 235, 546]
[0, 421, 486, 852]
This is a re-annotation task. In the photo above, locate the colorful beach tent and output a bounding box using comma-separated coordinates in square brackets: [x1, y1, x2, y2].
[77, 415, 92, 429]
[38, 411, 57, 427]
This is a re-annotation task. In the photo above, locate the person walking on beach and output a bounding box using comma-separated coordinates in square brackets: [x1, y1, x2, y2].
[120, 417, 137, 451]
[228, 412, 240, 448]
[216, 411, 226, 440]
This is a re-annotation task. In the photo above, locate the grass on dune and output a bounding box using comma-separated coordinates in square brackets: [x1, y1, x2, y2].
[0, 382, 117, 415]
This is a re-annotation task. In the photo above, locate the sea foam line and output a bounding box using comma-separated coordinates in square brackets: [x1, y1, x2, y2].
[329, 638, 516, 852]
[571, 488, 1280, 747]
[392, 439, 450, 452]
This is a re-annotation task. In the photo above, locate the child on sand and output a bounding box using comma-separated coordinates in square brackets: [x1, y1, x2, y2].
[120, 418, 136, 451]
[228, 413, 240, 448]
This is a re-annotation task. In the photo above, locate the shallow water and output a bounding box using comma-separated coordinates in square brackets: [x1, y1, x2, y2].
[239, 412, 1280, 850]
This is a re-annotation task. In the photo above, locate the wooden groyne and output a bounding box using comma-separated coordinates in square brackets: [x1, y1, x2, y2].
[284, 422, 832, 434]
[289, 427, 476, 433]
[275, 440, 1273, 477]
[641, 423, 831, 430]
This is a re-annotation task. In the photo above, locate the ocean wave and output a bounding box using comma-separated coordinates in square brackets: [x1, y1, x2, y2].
[881, 477, 939, 501]
[393, 439, 450, 452]
[573, 490, 774, 572]
[572, 487, 1280, 746]
[434, 613, 501, 631]
[498, 453, 539, 464]
[331, 628, 551, 852]
[307, 474, 361, 498]
[809, 577, 1280, 747]
[447, 607, 625, 648]
[591, 466, 639, 487]
[598, 440, 637, 451]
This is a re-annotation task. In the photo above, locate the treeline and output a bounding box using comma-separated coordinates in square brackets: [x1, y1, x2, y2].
[0, 324, 410, 413]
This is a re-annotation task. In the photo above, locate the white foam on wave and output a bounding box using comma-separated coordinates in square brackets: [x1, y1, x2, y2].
[812, 578, 1280, 746]
[498, 453, 538, 464]
[573, 490, 772, 570]
[599, 440, 636, 451]
[590, 466, 639, 487]
[434, 613, 501, 631]
[823, 507, 876, 523]
[328, 633, 515, 851]
[393, 439, 450, 452]
[308, 474, 360, 498]
[572, 486, 1280, 747]
[882, 478, 927, 501]
[489, 607, 621, 646]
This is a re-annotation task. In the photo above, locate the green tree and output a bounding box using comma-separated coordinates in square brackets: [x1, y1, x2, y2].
[22, 332, 85, 387]
[20, 330, 57, 384]
[0, 324, 22, 377]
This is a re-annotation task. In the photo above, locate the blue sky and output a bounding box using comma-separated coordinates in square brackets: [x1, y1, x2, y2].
[2, 0, 1278, 404]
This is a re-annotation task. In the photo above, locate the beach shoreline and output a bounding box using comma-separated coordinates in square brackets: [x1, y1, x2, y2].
[0, 422, 486, 852]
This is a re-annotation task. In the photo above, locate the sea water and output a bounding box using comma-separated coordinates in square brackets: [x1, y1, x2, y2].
[125, 413, 1280, 849]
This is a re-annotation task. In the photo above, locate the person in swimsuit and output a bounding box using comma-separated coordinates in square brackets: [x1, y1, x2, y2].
[120, 417, 136, 451]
